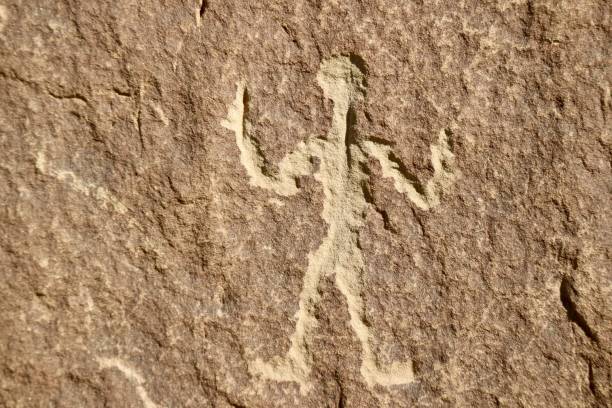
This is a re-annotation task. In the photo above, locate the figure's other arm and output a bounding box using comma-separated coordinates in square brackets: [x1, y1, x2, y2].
[362, 129, 459, 210]
[221, 82, 314, 196]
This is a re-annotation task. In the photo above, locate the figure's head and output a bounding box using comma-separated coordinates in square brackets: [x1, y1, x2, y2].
[317, 55, 366, 100]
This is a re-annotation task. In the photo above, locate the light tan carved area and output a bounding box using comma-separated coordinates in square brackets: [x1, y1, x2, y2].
[96, 357, 159, 408]
[222, 55, 460, 393]
[221, 82, 314, 197]
[0, 4, 7, 32]
[35, 150, 129, 215]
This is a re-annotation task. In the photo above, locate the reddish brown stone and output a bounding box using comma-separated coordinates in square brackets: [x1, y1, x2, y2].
[0, 1, 610, 406]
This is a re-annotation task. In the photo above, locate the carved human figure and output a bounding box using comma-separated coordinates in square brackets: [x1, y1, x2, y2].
[221, 56, 458, 393]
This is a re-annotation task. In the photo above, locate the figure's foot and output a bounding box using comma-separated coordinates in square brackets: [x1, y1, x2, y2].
[361, 359, 415, 388]
[249, 356, 312, 395]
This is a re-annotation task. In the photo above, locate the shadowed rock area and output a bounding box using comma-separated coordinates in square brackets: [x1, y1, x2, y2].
[0, 1, 610, 407]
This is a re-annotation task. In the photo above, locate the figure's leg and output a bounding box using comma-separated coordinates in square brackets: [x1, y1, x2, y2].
[250, 243, 330, 394]
[334, 252, 415, 388]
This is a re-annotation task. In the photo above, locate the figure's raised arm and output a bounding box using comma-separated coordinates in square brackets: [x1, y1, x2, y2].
[362, 129, 459, 210]
[221, 82, 315, 196]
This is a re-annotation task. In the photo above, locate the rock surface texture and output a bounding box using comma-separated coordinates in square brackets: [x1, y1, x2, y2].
[0, 1, 610, 407]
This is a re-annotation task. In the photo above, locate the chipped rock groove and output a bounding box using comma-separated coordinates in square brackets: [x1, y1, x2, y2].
[96, 357, 159, 408]
[221, 56, 458, 393]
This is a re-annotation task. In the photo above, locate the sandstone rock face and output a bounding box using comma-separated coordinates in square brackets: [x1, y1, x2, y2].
[1, 1, 610, 407]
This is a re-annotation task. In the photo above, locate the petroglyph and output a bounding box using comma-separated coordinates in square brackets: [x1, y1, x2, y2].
[34, 150, 179, 264]
[36, 151, 129, 214]
[363, 128, 457, 210]
[0, 5, 7, 33]
[196, 0, 207, 26]
[221, 84, 314, 196]
[96, 357, 159, 408]
[222, 56, 459, 393]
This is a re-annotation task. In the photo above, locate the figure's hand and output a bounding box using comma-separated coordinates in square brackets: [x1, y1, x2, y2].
[221, 82, 315, 196]
[362, 129, 459, 210]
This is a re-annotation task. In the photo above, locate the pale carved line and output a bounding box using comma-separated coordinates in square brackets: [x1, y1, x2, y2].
[96, 357, 160, 408]
[362, 128, 458, 211]
[221, 56, 459, 393]
[35, 150, 129, 215]
[220, 82, 314, 196]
